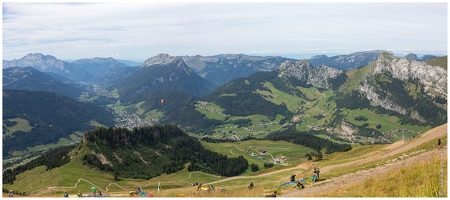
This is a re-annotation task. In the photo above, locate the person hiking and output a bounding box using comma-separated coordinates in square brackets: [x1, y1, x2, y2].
[248, 182, 254, 189]
[64, 191, 68, 197]
[290, 174, 296, 182]
[197, 183, 203, 191]
[438, 138, 442, 149]
[8, 189, 13, 197]
[77, 190, 83, 197]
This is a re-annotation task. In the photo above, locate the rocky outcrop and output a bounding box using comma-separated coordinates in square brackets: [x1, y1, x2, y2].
[3, 53, 91, 82]
[358, 79, 407, 115]
[373, 52, 447, 99]
[142, 53, 183, 67]
[277, 60, 345, 89]
[3, 53, 69, 71]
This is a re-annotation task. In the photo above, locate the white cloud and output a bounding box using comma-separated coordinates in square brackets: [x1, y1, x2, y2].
[2, 2, 447, 60]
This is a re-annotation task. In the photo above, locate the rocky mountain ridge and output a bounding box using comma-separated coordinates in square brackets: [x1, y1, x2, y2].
[142, 53, 182, 67]
[181, 54, 294, 86]
[277, 60, 345, 89]
[308, 50, 389, 70]
[371, 52, 447, 98]
[352, 52, 447, 122]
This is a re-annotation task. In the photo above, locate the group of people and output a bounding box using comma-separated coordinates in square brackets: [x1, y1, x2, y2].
[65, 186, 102, 197]
[197, 183, 226, 192]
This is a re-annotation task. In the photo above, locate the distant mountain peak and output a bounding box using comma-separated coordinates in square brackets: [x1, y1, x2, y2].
[24, 52, 58, 61]
[3, 52, 66, 71]
[141, 53, 183, 67]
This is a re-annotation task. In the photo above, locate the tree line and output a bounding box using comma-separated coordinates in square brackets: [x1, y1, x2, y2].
[3, 145, 76, 184]
[265, 126, 352, 154]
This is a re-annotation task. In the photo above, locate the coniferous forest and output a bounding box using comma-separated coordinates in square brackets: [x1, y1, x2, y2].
[82, 124, 248, 180]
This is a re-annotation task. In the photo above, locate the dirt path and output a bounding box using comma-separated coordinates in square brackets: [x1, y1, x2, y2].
[281, 124, 447, 197]
[204, 162, 315, 186]
[318, 124, 447, 175]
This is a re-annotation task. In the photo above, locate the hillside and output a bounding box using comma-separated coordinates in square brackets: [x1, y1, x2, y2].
[3, 67, 85, 99]
[71, 57, 136, 86]
[426, 55, 447, 70]
[159, 53, 445, 146]
[2, 53, 91, 82]
[308, 50, 389, 70]
[114, 54, 216, 103]
[2, 125, 249, 188]
[2, 123, 445, 197]
[282, 123, 447, 197]
[2, 89, 115, 157]
[181, 54, 294, 86]
[82, 125, 248, 179]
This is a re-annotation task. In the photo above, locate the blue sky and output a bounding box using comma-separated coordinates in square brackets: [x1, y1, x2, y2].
[2, 2, 447, 61]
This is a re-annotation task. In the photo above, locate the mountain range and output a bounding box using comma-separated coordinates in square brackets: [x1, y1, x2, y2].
[2, 49, 447, 197]
[3, 67, 85, 99]
[2, 50, 447, 159]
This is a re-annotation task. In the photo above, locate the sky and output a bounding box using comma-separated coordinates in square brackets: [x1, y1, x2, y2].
[2, 2, 448, 61]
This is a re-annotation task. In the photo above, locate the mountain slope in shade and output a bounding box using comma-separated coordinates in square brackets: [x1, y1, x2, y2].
[3, 67, 85, 99]
[181, 54, 295, 86]
[3, 53, 91, 82]
[115, 53, 217, 103]
[71, 57, 130, 76]
[3, 89, 115, 157]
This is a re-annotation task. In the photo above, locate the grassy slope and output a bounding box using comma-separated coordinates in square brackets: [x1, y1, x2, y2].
[426, 55, 447, 70]
[314, 154, 446, 197]
[194, 79, 431, 141]
[5, 132, 446, 197]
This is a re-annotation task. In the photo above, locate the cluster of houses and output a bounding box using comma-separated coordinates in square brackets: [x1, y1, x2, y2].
[246, 149, 287, 164]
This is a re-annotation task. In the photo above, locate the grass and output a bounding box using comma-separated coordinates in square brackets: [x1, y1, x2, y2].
[201, 139, 315, 174]
[3, 117, 33, 136]
[314, 154, 447, 197]
[343, 108, 431, 135]
[6, 134, 446, 197]
[319, 137, 447, 182]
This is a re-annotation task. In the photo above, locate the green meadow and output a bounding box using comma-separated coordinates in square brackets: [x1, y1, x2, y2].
[3, 117, 33, 136]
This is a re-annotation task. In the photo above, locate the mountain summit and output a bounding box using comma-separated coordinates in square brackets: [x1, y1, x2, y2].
[116, 53, 216, 102]
[3, 53, 90, 82]
[141, 53, 183, 67]
[3, 53, 69, 71]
